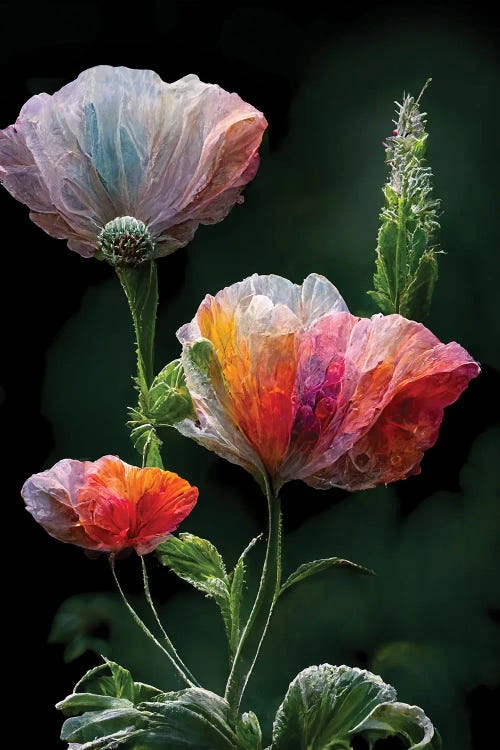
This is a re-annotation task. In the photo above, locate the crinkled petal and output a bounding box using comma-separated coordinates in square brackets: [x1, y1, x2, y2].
[21, 455, 197, 554]
[176, 277, 478, 492]
[0, 66, 266, 257]
[178, 273, 346, 342]
[176, 274, 346, 481]
[0, 119, 53, 211]
[77, 456, 198, 554]
[299, 316, 480, 489]
[21, 458, 98, 548]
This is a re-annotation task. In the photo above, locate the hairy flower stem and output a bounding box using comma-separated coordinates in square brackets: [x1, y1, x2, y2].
[140, 557, 200, 687]
[225, 479, 282, 717]
[110, 555, 199, 688]
[117, 261, 164, 469]
[116, 261, 158, 394]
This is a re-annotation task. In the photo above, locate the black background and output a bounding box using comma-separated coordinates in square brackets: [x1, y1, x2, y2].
[1, 1, 498, 747]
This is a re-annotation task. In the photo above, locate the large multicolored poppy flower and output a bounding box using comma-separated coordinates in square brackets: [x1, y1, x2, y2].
[175, 274, 479, 491]
[21, 456, 198, 554]
[0, 65, 266, 263]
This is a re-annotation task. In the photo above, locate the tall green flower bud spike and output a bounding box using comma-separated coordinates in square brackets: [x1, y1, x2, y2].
[368, 79, 441, 321]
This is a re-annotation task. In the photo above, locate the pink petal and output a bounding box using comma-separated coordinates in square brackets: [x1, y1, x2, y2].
[21, 458, 99, 548]
[301, 316, 480, 490]
[0, 66, 267, 257]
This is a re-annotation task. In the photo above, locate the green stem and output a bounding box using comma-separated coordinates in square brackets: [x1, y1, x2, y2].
[116, 261, 158, 394]
[140, 556, 200, 687]
[116, 261, 164, 469]
[224, 479, 282, 716]
[110, 555, 196, 688]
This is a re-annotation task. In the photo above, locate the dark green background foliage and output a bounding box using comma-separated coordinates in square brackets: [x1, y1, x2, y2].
[1, 1, 498, 747]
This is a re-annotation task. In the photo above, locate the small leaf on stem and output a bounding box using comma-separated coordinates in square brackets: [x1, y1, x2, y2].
[279, 557, 374, 596]
[157, 533, 232, 641]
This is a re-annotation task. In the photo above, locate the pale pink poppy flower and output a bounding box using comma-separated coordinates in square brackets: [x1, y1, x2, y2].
[0, 66, 267, 265]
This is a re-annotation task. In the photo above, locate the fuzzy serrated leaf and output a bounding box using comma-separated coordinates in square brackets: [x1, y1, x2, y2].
[157, 533, 231, 640]
[272, 664, 439, 749]
[279, 557, 374, 596]
[400, 251, 438, 321]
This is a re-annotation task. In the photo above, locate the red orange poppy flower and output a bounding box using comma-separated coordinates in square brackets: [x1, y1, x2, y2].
[21, 455, 198, 554]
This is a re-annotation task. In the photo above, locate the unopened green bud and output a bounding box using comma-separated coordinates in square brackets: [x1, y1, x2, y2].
[98, 216, 155, 267]
[237, 712, 262, 750]
[148, 360, 195, 424]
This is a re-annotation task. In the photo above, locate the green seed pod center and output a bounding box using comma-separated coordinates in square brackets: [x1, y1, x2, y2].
[98, 216, 155, 266]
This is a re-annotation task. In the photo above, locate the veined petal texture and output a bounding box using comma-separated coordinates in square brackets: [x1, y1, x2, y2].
[21, 456, 198, 554]
[0, 66, 266, 259]
[175, 273, 479, 491]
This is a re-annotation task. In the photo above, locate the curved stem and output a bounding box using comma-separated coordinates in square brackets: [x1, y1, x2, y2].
[140, 556, 200, 687]
[224, 479, 282, 716]
[110, 555, 196, 688]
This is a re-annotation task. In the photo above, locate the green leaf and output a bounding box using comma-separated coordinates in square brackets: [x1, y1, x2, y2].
[378, 220, 402, 304]
[182, 338, 228, 406]
[157, 533, 232, 640]
[271, 664, 439, 749]
[229, 558, 246, 657]
[229, 535, 262, 658]
[353, 701, 441, 749]
[116, 261, 158, 393]
[399, 251, 438, 321]
[279, 557, 374, 596]
[157, 533, 228, 589]
[408, 226, 428, 273]
[59, 666, 235, 748]
[57, 692, 133, 716]
[72, 660, 135, 702]
[61, 707, 147, 744]
[58, 660, 162, 717]
[141, 688, 237, 749]
[186, 338, 220, 378]
[366, 287, 394, 315]
[237, 711, 262, 750]
[128, 418, 164, 468]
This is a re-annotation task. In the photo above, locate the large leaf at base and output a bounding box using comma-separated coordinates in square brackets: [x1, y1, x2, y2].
[61, 707, 147, 744]
[140, 688, 237, 748]
[353, 701, 440, 749]
[60, 686, 237, 750]
[57, 660, 162, 717]
[271, 664, 439, 749]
